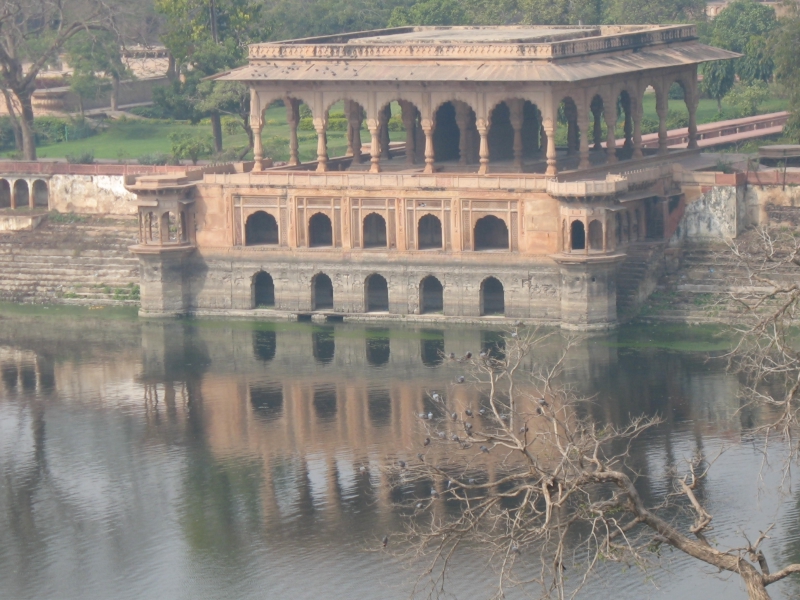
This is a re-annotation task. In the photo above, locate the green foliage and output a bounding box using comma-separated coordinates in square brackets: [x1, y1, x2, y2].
[65, 151, 95, 164]
[137, 152, 172, 165]
[388, 0, 469, 26]
[64, 30, 129, 113]
[169, 132, 214, 164]
[665, 110, 689, 130]
[772, 6, 800, 142]
[710, 0, 777, 83]
[69, 72, 110, 113]
[34, 117, 96, 145]
[128, 105, 174, 119]
[700, 60, 736, 109]
[724, 81, 770, 118]
[0, 118, 18, 151]
[603, 0, 703, 24]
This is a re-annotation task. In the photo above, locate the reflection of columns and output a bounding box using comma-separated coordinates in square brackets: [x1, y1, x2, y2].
[604, 104, 617, 165]
[251, 114, 264, 171]
[286, 99, 300, 166]
[591, 103, 603, 150]
[632, 99, 643, 160]
[477, 119, 489, 175]
[656, 90, 668, 154]
[368, 119, 381, 173]
[400, 101, 417, 166]
[455, 102, 470, 166]
[509, 99, 524, 170]
[578, 114, 590, 170]
[379, 104, 391, 160]
[314, 117, 328, 172]
[422, 119, 435, 174]
[544, 121, 557, 177]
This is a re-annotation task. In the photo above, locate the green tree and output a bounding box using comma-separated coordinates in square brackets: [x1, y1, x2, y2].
[604, 0, 703, 24]
[771, 5, 800, 140]
[700, 60, 735, 112]
[170, 132, 214, 164]
[65, 31, 130, 113]
[388, 0, 470, 26]
[710, 0, 777, 83]
[724, 80, 769, 117]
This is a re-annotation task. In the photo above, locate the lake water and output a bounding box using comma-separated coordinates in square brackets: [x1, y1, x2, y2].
[0, 308, 798, 600]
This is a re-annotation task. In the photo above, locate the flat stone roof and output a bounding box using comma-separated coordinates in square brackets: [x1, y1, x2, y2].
[349, 27, 600, 44]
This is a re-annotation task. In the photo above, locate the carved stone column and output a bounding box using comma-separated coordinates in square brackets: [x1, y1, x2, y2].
[455, 102, 471, 166]
[422, 119, 435, 174]
[578, 115, 591, 170]
[623, 101, 633, 150]
[251, 113, 264, 171]
[591, 103, 603, 150]
[286, 99, 300, 166]
[604, 104, 618, 165]
[509, 99, 524, 170]
[379, 104, 392, 160]
[314, 116, 328, 172]
[367, 119, 381, 173]
[656, 90, 668, 154]
[544, 120, 557, 177]
[400, 101, 417, 165]
[687, 81, 699, 149]
[540, 123, 547, 157]
[566, 104, 579, 156]
[477, 118, 489, 174]
[346, 100, 363, 164]
[632, 100, 643, 160]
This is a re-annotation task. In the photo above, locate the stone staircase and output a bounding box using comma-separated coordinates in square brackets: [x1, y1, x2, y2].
[616, 241, 667, 318]
[0, 216, 141, 306]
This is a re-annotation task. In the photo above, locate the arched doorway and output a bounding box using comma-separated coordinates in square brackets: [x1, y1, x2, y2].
[252, 271, 275, 307]
[480, 277, 505, 316]
[362, 213, 387, 248]
[571, 221, 586, 251]
[588, 220, 603, 251]
[365, 274, 389, 312]
[433, 102, 460, 162]
[420, 276, 443, 314]
[246, 211, 279, 245]
[32, 180, 48, 208]
[309, 213, 333, 247]
[312, 273, 334, 310]
[13, 180, 28, 209]
[417, 214, 442, 249]
[474, 215, 509, 250]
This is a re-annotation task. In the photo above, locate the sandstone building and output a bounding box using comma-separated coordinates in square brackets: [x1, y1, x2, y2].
[126, 25, 736, 329]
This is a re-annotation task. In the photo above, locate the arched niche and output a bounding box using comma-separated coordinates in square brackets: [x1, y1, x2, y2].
[365, 274, 389, 312]
[420, 275, 443, 314]
[362, 213, 387, 248]
[474, 215, 509, 251]
[480, 277, 505, 316]
[252, 271, 275, 307]
[32, 180, 48, 208]
[588, 220, 603, 251]
[571, 220, 586, 251]
[246, 211, 279, 246]
[309, 212, 333, 247]
[417, 214, 442, 250]
[312, 273, 334, 310]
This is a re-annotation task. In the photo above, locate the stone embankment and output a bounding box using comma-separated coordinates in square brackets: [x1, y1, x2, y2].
[0, 215, 140, 306]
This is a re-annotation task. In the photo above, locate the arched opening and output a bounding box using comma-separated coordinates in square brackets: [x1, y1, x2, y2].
[417, 214, 442, 249]
[420, 329, 444, 367]
[558, 97, 579, 156]
[588, 220, 603, 251]
[433, 102, 460, 163]
[362, 213, 387, 248]
[365, 274, 389, 312]
[32, 180, 48, 208]
[420, 276, 443, 314]
[521, 101, 542, 158]
[308, 212, 333, 247]
[480, 277, 505, 316]
[250, 384, 283, 421]
[312, 273, 334, 310]
[0, 180, 9, 208]
[366, 329, 390, 366]
[312, 328, 335, 363]
[160, 212, 178, 243]
[589, 95, 605, 151]
[488, 101, 513, 162]
[313, 385, 337, 421]
[13, 180, 29, 209]
[253, 329, 277, 361]
[473, 215, 509, 251]
[252, 271, 275, 307]
[245, 211, 279, 246]
[571, 221, 586, 251]
[367, 388, 391, 427]
[617, 90, 633, 154]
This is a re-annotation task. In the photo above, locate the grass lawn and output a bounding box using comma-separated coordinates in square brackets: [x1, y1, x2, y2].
[19, 96, 791, 162]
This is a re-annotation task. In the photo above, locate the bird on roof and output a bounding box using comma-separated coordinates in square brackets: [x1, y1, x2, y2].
[456, 376, 465, 383]
[465, 409, 473, 417]
[423, 437, 431, 446]
[480, 445, 490, 453]
[417, 453, 425, 462]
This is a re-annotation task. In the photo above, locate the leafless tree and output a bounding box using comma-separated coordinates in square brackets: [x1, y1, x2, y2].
[0, 0, 151, 159]
[385, 326, 800, 600]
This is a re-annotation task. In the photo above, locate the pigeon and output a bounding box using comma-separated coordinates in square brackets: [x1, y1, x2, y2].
[430, 488, 438, 497]
[451, 434, 460, 442]
[479, 408, 486, 416]
[479, 351, 487, 359]
[480, 445, 490, 453]
[382, 535, 389, 548]
[416, 502, 423, 509]
[398, 460, 406, 468]
[519, 426, 529, 434]
[451, 412, 457, 420]
[515, 321, 524, 327]
[464, 352, 472, 360]
[359, 466, 367, 472]
[511, 543, 520, 554]
[537, 398, 549, 408]
[432, 392, 440, 402]
[437, 431, 446, 439]
[448, 352, 456, 360]
[419, 412, 428, 419]
[428, 412, 433, 420]
[417, 453, 425, 462]
[464, 422, 473, 432]
[468, 478, 476, 484]
[446, 480, 453, 490]
[423, 437, 431, 446]
[456, 376, 465, 384]
[511, 331, 518, 338]
[465, 409, 473, 417]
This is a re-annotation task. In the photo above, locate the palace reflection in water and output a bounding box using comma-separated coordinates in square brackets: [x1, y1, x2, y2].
[0, 318, 798, 600]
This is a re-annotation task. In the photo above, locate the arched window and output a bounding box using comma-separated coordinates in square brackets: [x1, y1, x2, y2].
[0, 179, 9, 209]
[32, 180, 48, 208]
[312, 273, 334, 310]
[420, 276, 443, 314]
[488, 101, 513, 161]
[588, 220, 603, 251]
[246, 211, 279, 245]
[13, 180, 28, 209]
[480, 277, 505, 316]
[417, 214, 442, 249]
[309, 213, 333, 247]
[252, 271, 275, 307]
[571, 221, 586, 251]
[362, 213, 387, 248]
[474, 215, 509, 251]
[433, 102, 460, 162]
[365, 274, 389, 312]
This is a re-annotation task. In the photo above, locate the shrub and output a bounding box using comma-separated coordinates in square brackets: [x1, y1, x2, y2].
[137, 152, 171, 165]
[665, 110, 689, 130]
[298, 116, 314, 131]
[640, 116, 659, 135]
[169, 132, 213, 165]
[724, 81, 770, 118]
[65, 150, 95, 164]
[127, 105, 173, 119]
[34, 117, 96, 145]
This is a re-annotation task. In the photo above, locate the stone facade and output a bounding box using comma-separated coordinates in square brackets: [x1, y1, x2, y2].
[127, 25, 737, 330]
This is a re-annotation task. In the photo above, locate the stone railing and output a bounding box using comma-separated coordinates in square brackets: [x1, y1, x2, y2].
[546, 174, 627, 197]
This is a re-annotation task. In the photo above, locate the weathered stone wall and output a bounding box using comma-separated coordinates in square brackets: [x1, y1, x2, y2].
[671, 184, 743, 242]
[49, 174, 137, 215]
[748, 184, 800, 228]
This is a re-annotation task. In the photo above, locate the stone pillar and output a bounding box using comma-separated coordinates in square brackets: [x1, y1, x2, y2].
[623, 101, 633, 150]
[509, 99, 524, 170]
[632, 99, 643, 160]
[544, 121, 557, 177]
[286, 99, 300, 166]
[422, 119, 435, 174]
[346, 100, 363, 164]
[455, 102, 471, 166]
[133, 248, 194, 317]
[566, 105, 579, 156]
[400, 101, 417, 166]
[314, 117, 328, 172]
[687, 82, 699, 149]
[477, 119, 489, 175]
[578, 115, 591, 170]
[368, 119, 381, 173]
[604, 104, 618, 165]
[656, 90, 668, 154]
[592, 103, 603, 150]
[540, 124, 547, 157]
[379, 104, 391, 160]
[251, 114, 264, 171]
[10, 182, 16, 209]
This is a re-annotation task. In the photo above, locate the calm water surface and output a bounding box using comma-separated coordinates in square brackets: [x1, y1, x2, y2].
[0, 309, 798, 600]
